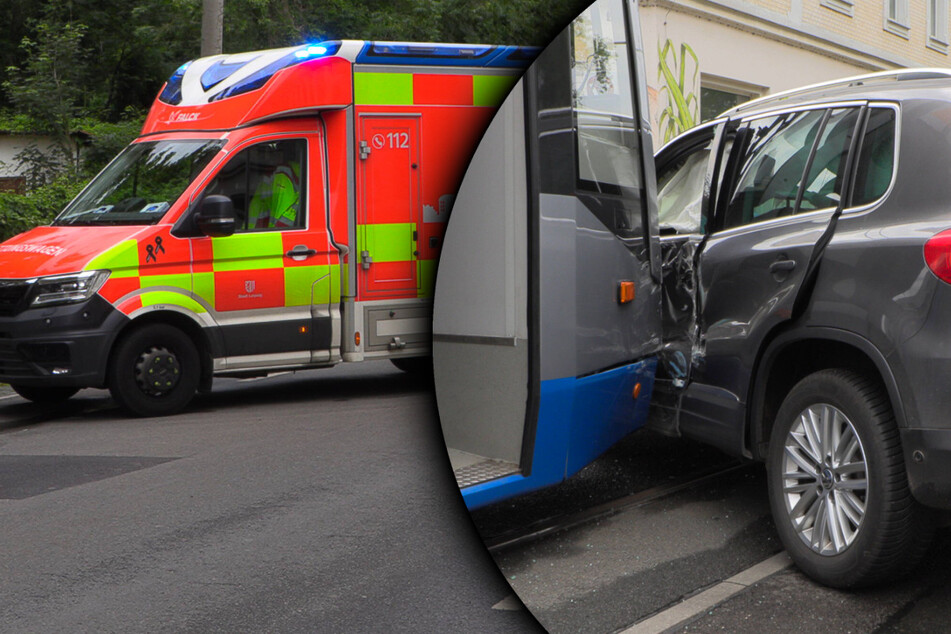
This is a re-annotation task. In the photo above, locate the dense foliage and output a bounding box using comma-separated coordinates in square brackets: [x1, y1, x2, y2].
[0, 0, 588, 239]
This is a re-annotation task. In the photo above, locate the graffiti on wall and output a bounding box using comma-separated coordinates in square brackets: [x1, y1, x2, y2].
[658, 38, 699, 144]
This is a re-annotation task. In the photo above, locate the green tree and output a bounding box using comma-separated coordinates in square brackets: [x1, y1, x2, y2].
[3, 21, 88, 183]
[440, 0, 587, 47]
[0, 0, 46, 110]
[0, 0, 593, 235]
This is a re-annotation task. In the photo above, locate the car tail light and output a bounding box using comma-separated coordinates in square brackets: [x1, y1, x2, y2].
[924, 230, 951, 284]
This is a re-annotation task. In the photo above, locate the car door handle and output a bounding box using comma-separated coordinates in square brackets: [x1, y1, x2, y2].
[770, 259, 797, 273]
[286, 245, 318, 259]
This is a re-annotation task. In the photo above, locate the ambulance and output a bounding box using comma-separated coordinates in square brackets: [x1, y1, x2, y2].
[0, 40, 534, 416]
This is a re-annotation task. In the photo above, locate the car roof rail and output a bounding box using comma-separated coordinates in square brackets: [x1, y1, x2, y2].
[730, 68, 951, 115]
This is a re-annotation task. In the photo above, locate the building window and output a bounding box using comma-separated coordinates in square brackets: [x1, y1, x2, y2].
[700, 87, 750, 122]
[885, 0, 911, 38]
[821, 0, 854, 17]
[699, 76, 762, 123]
[929, 0, 950, 53]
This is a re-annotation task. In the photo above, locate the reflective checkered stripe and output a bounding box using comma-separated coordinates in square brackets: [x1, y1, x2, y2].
[85, 239, 173, 316]
[356, 222, 436, 298]
[353, 72, 517, 107]
[85, 234, 341, 320]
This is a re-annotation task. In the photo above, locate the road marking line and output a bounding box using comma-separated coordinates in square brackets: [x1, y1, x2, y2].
[492, 594, 523, 611]
[0, 394, 18, 401]
[620, 552, 792, 634]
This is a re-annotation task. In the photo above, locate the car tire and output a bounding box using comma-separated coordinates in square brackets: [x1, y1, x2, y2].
[108, 323, 200, 417]
[11, 384, 79, 403]
[766, 368, 933, 589]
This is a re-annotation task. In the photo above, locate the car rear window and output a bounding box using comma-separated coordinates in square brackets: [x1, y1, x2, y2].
[851, 107, 896, 207]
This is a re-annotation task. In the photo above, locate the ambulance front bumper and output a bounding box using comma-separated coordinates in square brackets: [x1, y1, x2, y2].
[0, 294, 127, 388]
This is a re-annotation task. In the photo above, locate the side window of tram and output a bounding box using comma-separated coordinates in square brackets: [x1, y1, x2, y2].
[204, 139, 307, 232]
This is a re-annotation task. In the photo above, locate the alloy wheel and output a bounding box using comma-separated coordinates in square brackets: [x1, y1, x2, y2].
[781, 403, 868, 556]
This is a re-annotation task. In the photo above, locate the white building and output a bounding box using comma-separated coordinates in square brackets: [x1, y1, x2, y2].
[641, 0, 951, 142]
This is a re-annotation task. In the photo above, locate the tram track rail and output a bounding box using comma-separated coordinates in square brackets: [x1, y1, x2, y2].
[484, 460, 753, 553]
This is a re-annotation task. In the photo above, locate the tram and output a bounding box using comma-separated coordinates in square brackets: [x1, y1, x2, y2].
[433, 0, 663, 508]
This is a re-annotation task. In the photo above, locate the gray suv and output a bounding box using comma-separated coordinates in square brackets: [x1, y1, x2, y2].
[653, 69, 951, 588]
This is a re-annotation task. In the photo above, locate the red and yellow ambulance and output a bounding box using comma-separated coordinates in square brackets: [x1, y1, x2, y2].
[0, 40, 533, 416]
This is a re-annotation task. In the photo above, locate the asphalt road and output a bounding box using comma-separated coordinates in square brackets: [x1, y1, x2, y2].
[7, 368, 950, 633]
[0, 362, 541, 633]
[474, 430, 951, 633]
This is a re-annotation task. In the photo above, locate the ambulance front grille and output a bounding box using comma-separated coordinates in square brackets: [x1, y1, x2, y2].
[0, 280, 30, 316]
[0, 341, 31, 376]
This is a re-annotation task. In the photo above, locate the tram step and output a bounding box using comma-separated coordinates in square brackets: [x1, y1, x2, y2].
[453, 457, 520, 488]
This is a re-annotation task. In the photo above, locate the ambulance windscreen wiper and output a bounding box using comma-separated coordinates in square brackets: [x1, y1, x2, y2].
[54, 208, 167, 226]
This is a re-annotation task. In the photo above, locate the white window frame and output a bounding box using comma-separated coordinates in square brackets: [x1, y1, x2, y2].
[928, 0, 950, 54]
[821, 0, 854, 17]
[884, 0, 911, 39]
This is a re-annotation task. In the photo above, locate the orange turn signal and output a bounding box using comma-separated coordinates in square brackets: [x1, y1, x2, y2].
[632, 382, 642, 399]
[355, 331, 361, 346]
[618, 281, 635, 304]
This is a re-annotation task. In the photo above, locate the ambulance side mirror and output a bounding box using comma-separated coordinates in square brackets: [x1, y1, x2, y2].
[196, 195, 236, 238]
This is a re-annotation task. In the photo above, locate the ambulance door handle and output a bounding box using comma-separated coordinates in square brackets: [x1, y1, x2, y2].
[286, 245, 318, 260]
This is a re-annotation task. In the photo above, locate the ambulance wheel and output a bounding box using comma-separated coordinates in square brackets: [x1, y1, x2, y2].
[766, 369, 933, 588]
[11, 385, 78, 403]
[108, 323, 200, 417]
[390, 356, 432, 377]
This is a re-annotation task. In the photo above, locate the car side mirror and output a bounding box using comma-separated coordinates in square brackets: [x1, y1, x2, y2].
[196, 195, 236, 238]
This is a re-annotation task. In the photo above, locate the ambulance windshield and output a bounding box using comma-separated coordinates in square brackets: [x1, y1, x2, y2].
[54, 139, 224, 226]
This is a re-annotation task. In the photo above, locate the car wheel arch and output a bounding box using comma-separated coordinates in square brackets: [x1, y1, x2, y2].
[748, 326, 908, 461]
[109, 310, 218, 393]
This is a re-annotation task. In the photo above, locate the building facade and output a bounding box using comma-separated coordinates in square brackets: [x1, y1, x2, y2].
[0, 133, 64, 193]
[641, 0, 951, 143]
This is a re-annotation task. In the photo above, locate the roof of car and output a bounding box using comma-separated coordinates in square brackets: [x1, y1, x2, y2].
[721, 68, 951, 119]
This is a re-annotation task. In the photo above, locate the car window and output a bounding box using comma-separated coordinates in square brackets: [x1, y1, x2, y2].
[851, 107, 896, 207]
[657, 141, 711, 234]
[723, 110, 826, 230]
[799, 108, 860, 213]
[203, 138, 307, 232]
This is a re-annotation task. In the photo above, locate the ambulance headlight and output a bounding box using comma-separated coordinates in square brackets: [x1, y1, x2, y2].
[31, 270, 110, 307]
